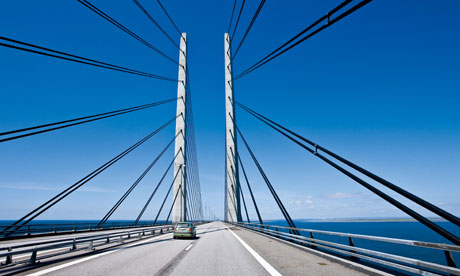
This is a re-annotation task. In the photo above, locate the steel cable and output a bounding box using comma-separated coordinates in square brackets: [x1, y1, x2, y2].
[78, 0, 178, 65]
[135, 149, 181, 225]
[235, 0, 372, 80]
[237, 102, 460, 245]
[156, 0, 182, 36]
[230, 0, 246, 40]
[231, 0, 266, 61]
[227, 0, 238, 34]
[237, 101, 460, 229]
[0, 98, 176, 143]
[133, 0, 181, 50]
[97, 133, 179, 227]
[235, 125, 300, 234]
[0, 37, 177, 81]
[1, 115, 178, 236]
[237, 153, 263, 224]
[153, 166, 182, 224]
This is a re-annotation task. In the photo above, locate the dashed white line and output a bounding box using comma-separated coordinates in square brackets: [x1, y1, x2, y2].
[224, 224, 282, 276]
[185, 244, 193, 251]
[25, 234, 170, 276]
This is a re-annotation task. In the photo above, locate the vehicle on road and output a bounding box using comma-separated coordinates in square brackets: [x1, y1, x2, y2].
[173, 222, 196, 239]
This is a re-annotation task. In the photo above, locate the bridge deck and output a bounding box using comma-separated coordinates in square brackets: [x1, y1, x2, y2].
[1, 222, 388, 276]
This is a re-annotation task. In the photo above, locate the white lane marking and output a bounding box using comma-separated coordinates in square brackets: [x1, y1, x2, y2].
[184, 244, 193, 251]
[224, 224, 282, 276]
[26, 234, 170, 276]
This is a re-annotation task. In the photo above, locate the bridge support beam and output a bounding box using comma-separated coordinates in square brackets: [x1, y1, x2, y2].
[173, 33, 187, 224]
[224, 33, 241, 223]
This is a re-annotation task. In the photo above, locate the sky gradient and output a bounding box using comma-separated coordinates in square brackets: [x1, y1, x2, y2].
[1, 0, 459, 221]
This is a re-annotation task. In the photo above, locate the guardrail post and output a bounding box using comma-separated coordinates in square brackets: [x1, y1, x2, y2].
[309, 232, 316, 248]
[285, 228, 294, 243]
[106, 235, 110, 244]
[160, 228, 163, 234]
[87, 241, 94, 251]
[275, 227, 279, 238]
[142, 230, 145, 236]
[288, 228, 296, 243]
[444, 250, 457, 268]
[348, 237, 359, 261]
[5, 247, 12, 265]
[27, 225, 31, 236]
[127, 232, 131, 239]
[29, 250, 37, 264]
[152, 230, 155, 235]
[53, 224, 57, 234]
[71, 238, 77, 250]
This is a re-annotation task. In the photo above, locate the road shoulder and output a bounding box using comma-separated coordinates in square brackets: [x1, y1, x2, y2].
[227, 223, 391, 276]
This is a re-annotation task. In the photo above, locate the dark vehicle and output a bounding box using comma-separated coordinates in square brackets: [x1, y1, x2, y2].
[173, 222, 196, 239]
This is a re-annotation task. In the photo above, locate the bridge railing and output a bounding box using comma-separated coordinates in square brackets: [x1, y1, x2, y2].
[232, 222, 460, 276]
[0, 224, 173, 266]
[0, 221, 170, 240]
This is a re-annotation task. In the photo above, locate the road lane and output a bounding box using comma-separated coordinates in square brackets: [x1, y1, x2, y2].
[25, 234, 173, 276]
[22, 222, 269, 276]
[161, 222, 269, 276]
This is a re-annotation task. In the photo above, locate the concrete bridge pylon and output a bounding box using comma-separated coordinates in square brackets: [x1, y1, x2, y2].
[172, 33, 187, 224]
[224, 33, 241, 223]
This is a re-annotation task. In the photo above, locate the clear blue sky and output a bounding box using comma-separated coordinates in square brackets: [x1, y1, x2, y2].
[0, 0, 459, 221]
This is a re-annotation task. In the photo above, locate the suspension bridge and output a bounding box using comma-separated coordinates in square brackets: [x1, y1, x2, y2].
[1, 0, 459, 275]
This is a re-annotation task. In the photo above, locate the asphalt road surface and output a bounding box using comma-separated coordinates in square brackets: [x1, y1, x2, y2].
[20, 222, 269, 276]
[7, 222, 382, 276]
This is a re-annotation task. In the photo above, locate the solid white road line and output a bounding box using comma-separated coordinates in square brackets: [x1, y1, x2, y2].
[185, 244, 193, 251]
[26, 234, 171, 276]
[223, 224, 282, 276]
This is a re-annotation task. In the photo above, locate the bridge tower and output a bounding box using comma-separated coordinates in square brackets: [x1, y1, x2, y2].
[172, 33, 187, 223]
[224, 33, 241, 222]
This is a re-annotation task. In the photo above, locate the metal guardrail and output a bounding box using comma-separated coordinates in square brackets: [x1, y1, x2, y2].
[0, 221, 168, 239]
[0, 224, 173, 266]
[232, 222, 460, 276]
